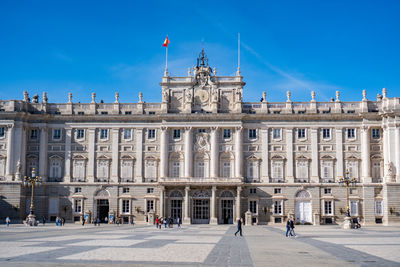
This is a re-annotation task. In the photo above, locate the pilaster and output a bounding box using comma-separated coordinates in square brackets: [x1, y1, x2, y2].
[361, 125, 371, 183]
[261, 128, 269, 183]
[5, 124, 14, 180]
[235, 126, 243, 178]
[210, 127, 219, 178]
[87, 128, 96, 183]
[183, 186, 191, 224]
[285, 128, 294, 183]
[111, 128, 119, 182]
[210, 185, 218, 224]
[64, 128, 72, 182]
[395, 124, 400, 182]
[236, 186, 242, 221]
[336, 128, 344, 180]
[159, 186, 165, 218]
[160, 127, 168, 178]
[136, 128, 143, 183]
[311, 128, 319, 182]
[184, 127, 193, 177]
[39, 126, 48, 180]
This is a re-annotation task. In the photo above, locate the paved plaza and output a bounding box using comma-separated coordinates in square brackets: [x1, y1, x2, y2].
[0, 224, 399, 266]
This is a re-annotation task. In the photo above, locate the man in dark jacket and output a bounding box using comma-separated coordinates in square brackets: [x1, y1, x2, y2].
[234, 218, 243, 236]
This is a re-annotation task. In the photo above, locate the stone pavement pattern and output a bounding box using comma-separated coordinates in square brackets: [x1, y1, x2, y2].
[0, 224, 399, 266]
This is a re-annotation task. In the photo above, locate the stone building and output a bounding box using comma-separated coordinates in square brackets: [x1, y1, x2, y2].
[0, 49, 399, 225]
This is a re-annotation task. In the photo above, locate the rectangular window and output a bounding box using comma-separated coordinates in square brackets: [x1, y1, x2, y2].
[321, 161, 333, 179]
[0, 127, 4, 137]
[77, 111, 85, 115]
[148, 129, 155, 139]
[347, 128, 355, 139]
[273, 111, 280, 114]
[248, 129, 257, 139]
[375, 201, 383, 216]
[298, 128, 306, 139]
[350, 201, 358, 216]
[125, 111, 132, 115]
[249, 201, 257, 214]
[372, 129, 380, 139]
[298, 111, 305, 114]
[274, 200, 282, 215]
[173, 129, 181, 139]
[101, 111, 108, 115]
[272, 162, 283, 179]
[273, 129, 281, 139]
[196, 162, 205, 178]
[324, 201, 333, 215]
[198, 129, 206, 133]
[347, 110, 355, 114]
[274, 188, 281, 194]
[372, 162, 381, 179]
[53, 129, 61, 140]
[77, 129, 85, 139]
[147, 188, 154, 194]
[347, 161, 359, 179]
[171, 162, 180, 178]
[100, 129, 108, 139]
[322, 110, 330, 114]
[250, 188, 256, 194]
[122, 187, 130, 193]
[146, 200, 154, 212]
[322, 128, 330, 139]
[122, 200, 130, 213]
[74, 199, 82, 213]
[30, 129, 38, 139]
[222, 162, 231, 178]
[223, 129, 231, 139]
[74, 187, 82, 193]
[296, 161, 308, 179]
[124, 129, 132, 139]
[324, 188, 331, 194]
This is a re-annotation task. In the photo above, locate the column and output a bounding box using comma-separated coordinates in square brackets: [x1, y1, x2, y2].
[336, 128, 344, 180]
[235, 126, 243, 178]
[395, 125, 400, 182]
[87, 128, 96, 183]
[159, 186, 164, 218]
[236, 186, 242, 221]
[261, 128, 269, 183]
[5, 124, 14, 180]
[160, 127, 168, 178]
[184, 127, 193, 177]
[111, 128, 119, 182]
[210, 186, 217, 224]
[210, 127, 219, 178]
[183, 186, 191, 224]
[39, 126, 48, 180]
[12, 123, 23, 180]
[20, 125, 27, 178]
[285, 128, 294, 183]
[361, 125, 371, 183]
[64, 128, 72, 182]
[311, 128, 319, 182]
[136, 129, 143, 183]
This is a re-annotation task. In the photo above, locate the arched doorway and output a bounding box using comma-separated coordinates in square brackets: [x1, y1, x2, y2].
[220, 191, 234, 224]
[192, 190, 210, 224]
[94, 189, 110, 223]
[295, 190, 312, 224]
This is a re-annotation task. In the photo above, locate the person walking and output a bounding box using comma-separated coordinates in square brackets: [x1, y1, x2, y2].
[234, 218, 243, 236]
[177, 217, 181, 228]
[97, 217, 101, 226]
[5, 217, 10, 227]
[62, 217, 65, 226]
[105, 216, 108, 224]
[289, 218, 296, 237]
[285, 218, 292, 237]
[155, 217, 159, 228]
[163, 217, 167, 229]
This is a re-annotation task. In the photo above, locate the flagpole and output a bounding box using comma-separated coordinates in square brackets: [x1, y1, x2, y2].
[165, 46, 168, 76]
[237, 32, 241, 75]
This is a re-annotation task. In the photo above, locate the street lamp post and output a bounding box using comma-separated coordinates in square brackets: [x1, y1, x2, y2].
[339, 170, 358, 229]
[24, 168, 42, 226]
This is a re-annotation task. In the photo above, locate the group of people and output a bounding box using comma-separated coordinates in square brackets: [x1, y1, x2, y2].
[55, 216, 65, 226]
[286, 218, 296, 237]
[155, 216, 181, 229]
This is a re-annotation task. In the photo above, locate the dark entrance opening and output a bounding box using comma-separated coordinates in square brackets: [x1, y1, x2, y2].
[97, 199, 109, 223]
[221, 199, 233, 224]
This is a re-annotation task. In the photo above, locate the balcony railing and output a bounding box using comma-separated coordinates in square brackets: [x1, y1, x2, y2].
[321, 178, 335, 183]
[270, 178, 286, 183]
[159, 177, 243, 183]
[294, 178, 309, 183]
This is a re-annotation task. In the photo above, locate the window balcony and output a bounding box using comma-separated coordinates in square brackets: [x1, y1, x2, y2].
[71, 178, 86, 182]
[120, 178, 134, 183]
[321, 178, 335, 183]
[47, 177, 63, 182]
[270, 178, 286, 183]
[95, 178, 109, 183]
[294, 178, 309, 183]
[372, 178, 383, 183]
[143, 178, 157, 183]
[245, 178, 261, 183]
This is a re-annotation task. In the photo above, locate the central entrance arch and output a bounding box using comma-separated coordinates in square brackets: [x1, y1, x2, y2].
[220, 191, 234, 224]
[295, 190, 312, 224]
[192, 190, 210, 224]
[94, 189, 110, 223]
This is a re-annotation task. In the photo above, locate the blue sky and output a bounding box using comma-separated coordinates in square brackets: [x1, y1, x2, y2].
[0, 0, 399, 103]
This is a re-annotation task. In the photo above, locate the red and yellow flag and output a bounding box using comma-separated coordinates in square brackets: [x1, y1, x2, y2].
[163, 36, 170, 47]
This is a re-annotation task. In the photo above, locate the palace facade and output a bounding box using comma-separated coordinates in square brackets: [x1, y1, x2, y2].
[0, 50, 399, 225]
